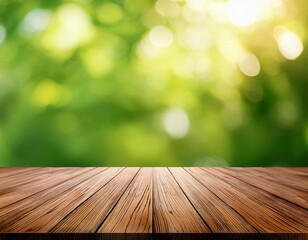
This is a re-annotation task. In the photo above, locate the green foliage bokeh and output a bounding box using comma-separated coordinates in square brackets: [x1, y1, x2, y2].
[0, 0, 307, 166]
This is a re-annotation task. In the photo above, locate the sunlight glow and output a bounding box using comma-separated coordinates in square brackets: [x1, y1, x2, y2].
[155, 0, 180, 18]
[227, 0, 260, 27]
[274, 27, 304, 60]
[186, 0, 207, 13]
[20, 9, 52, 35]
[178, 28, 210, 50]
[227, 0, 273, 27]
[137, 38, 161, 59]
[162, 108, 190, 138]
[42, 4, 93, 54]
[57, 5, 92, 50]
[149, 26, 173, 48]
[239, 53, 260, 77]
[181, 5, 205, 23]
[218, 33, 244, 63]
[193, 57, 212, 80]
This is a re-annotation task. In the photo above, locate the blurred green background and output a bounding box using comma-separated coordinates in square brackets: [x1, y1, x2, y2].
[0, 0, 307, 167]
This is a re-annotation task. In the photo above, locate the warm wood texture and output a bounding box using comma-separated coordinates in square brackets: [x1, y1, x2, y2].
[97, 168, 152, 233]
[153, 168, 210, 233]
[51, 167, 139, 233]
[169, 168, 257, 232]
[0, 167, 307, 235]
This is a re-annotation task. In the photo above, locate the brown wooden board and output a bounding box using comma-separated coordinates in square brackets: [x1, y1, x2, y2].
[97, 167, 152, 233]
[0, 167, 307, 237]
[153, 167, 210, 233]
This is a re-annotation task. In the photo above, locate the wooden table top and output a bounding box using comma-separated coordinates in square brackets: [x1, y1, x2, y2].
[0, 167, 307, 239]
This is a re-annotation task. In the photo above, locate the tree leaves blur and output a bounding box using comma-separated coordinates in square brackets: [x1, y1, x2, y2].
[0, 0, 307, 166]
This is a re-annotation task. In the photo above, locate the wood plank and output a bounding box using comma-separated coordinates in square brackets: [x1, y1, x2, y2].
[153, 167, 210, 233]
[0, 168, 106, 230]
[275, 168, 308, 175]
[0, 168, 94, 209]
[51, 168, 140, 233]
[0, 168, 79, 191]
[201, 168, 308, 232]
[186, 167, 305, 232]
[0, 168, 40, 179]
[217, 168, 308, 209]
[240, 168, 308, 192]
[0, 167, 306, 235]
[0, 168, 123, 233]
[97, 168, 152, 233]
[169, 167, 256, 233]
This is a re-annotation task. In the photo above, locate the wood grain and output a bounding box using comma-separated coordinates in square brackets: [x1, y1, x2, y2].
[197, 168, 308, 232]
[153, 168, 210, 233]
[51, 167, 139, 233]
[204, 168, 308, 231]
[0, 168, 94, 209]
[0, 167, 307, 236]
[0, 168, 105, 231]
[97, 168, 152, 233]
[2, 168, 123, 232]
[0, 168, 39, 179]
[187, 167, 306, 232]
[169, 167, 256, 233]
[216, 167, 308, 209]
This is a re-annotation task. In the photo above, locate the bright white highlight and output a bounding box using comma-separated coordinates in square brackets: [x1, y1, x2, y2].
[227, 0, 260, 27]
[20, 9, 52, 35]
[162, 108, 190, 138]
[274, 27, 303, 60]
[227, 0, 275, 27]
[239, 53, 260, 77]
[56, 5, 93, 50]
[149, 26, 173, 48]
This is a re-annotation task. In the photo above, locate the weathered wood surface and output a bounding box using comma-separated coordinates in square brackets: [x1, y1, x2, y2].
[0, 167, 307, 235]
